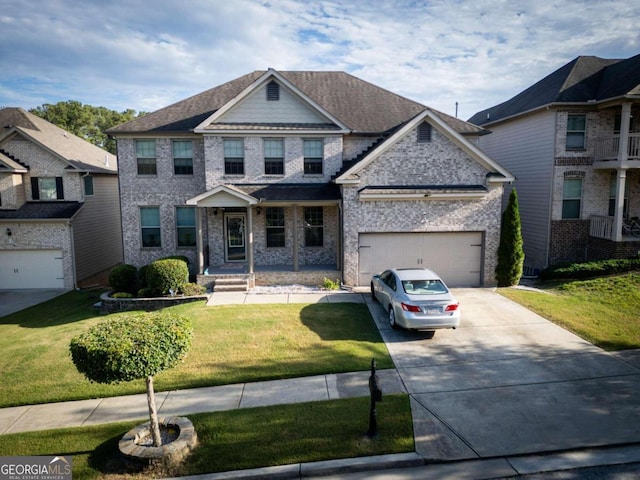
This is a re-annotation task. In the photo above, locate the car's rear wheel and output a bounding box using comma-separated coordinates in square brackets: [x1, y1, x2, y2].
[370, 283, 377, 302]
[389, 307, 398, 329]
[424, 331, 435, 339]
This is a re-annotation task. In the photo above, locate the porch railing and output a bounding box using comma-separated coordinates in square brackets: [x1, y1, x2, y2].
[590, 215, 614, 240]
[594, 133, 640, 161]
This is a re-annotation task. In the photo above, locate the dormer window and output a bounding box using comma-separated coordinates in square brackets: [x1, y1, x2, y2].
[418, 122, 432, 143]
[266, 81, 280, 101]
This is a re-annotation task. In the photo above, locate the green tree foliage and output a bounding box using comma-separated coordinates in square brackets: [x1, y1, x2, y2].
[108, 264, 140, 295]
[29, 100, 144, 154]
[70, 312, 193, 446]
[495, 188, 525, 287]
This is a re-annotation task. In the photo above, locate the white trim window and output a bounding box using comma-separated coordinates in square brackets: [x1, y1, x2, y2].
[140, 206, 161, 247]
[562, 177, 582, 219]
[176, 206, 196, 247]
[266, 207, 285, 247]
[264, 138, 284, 175]
[303, 139, 323, 175]
[304, 206, 323, 246]
[136, 140, 157, 175]
[566, 114, 586, 150]
[173, 140, 193, 175]
[224, 138, 244, 175]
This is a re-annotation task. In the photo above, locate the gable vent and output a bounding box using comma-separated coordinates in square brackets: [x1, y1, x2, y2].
[417, 122, 432, 143]
[266, 81, 280, 101]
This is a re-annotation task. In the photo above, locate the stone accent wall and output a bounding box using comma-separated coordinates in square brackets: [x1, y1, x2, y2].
[341, 126, 503, 286]
[549, 220, 590, 265]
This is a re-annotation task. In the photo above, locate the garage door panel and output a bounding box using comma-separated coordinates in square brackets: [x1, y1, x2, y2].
[359, 233, 482, 287]
[0, 250, 64, 289]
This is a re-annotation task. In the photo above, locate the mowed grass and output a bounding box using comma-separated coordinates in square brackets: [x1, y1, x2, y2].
[0, 395, 414, 479]
[0, 292, 393, 407]
[498, 272, 640, 351]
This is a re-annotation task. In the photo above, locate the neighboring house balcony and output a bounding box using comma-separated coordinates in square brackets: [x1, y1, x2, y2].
[590, 215, 640, 241]
[589, 215, 640, 263]
[593, 133, 640, 169]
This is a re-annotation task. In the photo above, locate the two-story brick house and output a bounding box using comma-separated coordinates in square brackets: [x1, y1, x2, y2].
[108, 69, 513, 289]
[469, 55, 640, 274]
[0, 108, 122, 289]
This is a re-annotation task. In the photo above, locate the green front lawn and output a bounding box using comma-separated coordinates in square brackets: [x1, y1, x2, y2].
[0, 292, 393, 408]
[498, 272, 640, 351]
[0, 395, 414, 479]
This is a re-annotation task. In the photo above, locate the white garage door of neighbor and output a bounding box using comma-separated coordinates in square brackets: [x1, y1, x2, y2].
[358, 232, 483, 287]
[0, 250, 64, 289]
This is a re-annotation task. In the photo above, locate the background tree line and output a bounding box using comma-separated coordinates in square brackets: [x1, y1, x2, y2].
[29, 100, 146, 154]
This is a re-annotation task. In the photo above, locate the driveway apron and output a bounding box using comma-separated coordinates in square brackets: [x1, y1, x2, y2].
[366, 288, 640, 461]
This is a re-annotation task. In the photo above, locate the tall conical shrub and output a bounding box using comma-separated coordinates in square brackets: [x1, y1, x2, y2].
[495, 188, 524, 286]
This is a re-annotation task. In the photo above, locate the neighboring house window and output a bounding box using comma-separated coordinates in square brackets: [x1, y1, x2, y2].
[303, 139, 323, 175]
[266, 81, 280, 101]
[224, 138, 244, 175]
[83, 176, 94, 196]
[608, 173, 629, 217]
[176, 206, 196, 247]
[266, 207, 285, 248]
[304, 206, 323, 247]
[566, 115, 586, 150]
[140, 206, 161, 247]
[562, 177, 582, 219]
[264, 138, 284, 175]
[173, 140, 193, 175]
[136, 140, 157, 175]
[31, 177, 63, 200]
[417, 122, 432, 142]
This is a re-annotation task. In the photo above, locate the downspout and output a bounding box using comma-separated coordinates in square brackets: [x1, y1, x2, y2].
[69, 221, 78, 290]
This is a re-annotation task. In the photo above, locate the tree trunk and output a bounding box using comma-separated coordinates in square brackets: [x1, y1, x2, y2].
[146, 375, 162, 447]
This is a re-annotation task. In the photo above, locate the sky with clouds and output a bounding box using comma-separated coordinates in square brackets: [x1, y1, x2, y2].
[1, 0, 639, 121]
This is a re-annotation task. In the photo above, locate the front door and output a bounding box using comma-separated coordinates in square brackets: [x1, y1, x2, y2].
[225, 214, 246, 261]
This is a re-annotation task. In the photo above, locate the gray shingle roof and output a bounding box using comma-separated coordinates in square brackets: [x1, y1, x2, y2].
[108, 70, 484, 135]
[469, 55, 640, 126]
[0, 108, 117, 173]
[0, 201, 83, 220]
[231, 183, 341, 202]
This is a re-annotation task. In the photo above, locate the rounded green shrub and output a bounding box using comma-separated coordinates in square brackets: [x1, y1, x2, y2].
[111, 292, 134, 298]
[180, 282, 206, 296]
[136, 287, 157, 298]
[145, 259, 189, 296]
[108, 264, 139, 295]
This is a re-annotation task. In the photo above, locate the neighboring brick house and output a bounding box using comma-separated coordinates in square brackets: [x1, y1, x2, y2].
[108, 69, 513, 289]
[0, 108, 122, 289]
[469, 55, 640, 274]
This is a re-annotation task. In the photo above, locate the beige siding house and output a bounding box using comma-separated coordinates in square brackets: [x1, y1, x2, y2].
[108, 69, 513, 290]
[0, 108, 122, 290]
[470, 55, 640, 274]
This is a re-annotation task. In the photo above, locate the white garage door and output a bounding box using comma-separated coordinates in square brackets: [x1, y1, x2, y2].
[0, 250, 64, 289]
[359, 232, 483, 287]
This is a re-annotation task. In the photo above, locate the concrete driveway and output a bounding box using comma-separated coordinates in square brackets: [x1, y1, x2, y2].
[367, 288, 640, 461]
[0, 289, 67, 318]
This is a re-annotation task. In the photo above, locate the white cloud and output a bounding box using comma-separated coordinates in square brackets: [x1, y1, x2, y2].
[1, 0, 639, 120]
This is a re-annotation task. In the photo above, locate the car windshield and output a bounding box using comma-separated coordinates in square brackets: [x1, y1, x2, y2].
[402, 279, 448, 295]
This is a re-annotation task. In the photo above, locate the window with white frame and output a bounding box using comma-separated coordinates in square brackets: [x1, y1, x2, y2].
[303, 139, 323, 175]
[266, 207, 285, 247]
[173, 140, 193, 175]
[264, 138, 284, 175]
[31, 177, 63, 200]
[304, 206, 323, 247]
[140, 206, 161, 247]
[136, 140, 157, 175]
[83, 176, 94, 196]
[562, 177, 582, 219]
[566, 115, 586, 150]
[176, 206, 196, 247]
[224, 138, 244, 175]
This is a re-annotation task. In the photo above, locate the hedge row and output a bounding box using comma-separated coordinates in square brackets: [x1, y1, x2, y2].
[108, 256, 205, 298]
[539, 257, 640, 280]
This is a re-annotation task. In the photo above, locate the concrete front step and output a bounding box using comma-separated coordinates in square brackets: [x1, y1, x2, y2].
[214, 277, 249, 293]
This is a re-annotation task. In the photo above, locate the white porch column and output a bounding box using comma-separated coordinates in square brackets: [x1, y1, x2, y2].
[613, 170, 627, 242]
[196, 207, 204, 274]
[292, 205, 299, 272]
[247, 207, 254, 274]
[618, 103, 632, 166]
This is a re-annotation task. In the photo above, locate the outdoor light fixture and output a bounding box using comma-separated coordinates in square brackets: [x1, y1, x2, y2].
[213, 208, 218, 215]
[5, 228, 11, 237]
[256, 206, 261, 215]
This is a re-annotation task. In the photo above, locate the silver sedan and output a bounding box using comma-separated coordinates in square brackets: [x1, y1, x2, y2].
[371, 268, 460, 337]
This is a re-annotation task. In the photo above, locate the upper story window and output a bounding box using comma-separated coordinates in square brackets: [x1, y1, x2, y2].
[304, 206, 323, 247]
[303, 139, 323, 175]
[136, 140, 157, 175]
[140, 206, 161, 248]
[264, 138, 284, 175]
[83, 176, 94, 196]
[224, 138, 244, 175]
[173, 140, 193, 175]
[417, 122, 432, 143]
[266, 81, 280, 101]
[566, 114, 586, 150]
[266, 207, 285, 247]
[176, 206, 196, 248]
[31, 177, 63, 200]
[562, 176, 583, 219]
